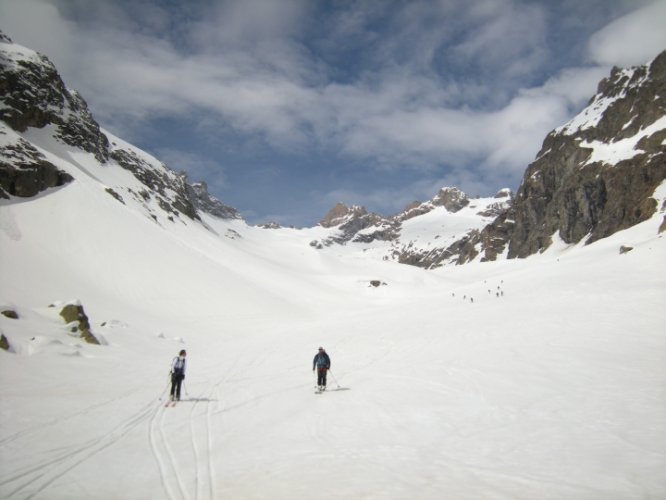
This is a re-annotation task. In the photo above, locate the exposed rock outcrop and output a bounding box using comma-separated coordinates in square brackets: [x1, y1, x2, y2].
[317, 203, 399, 246]
[1, 309, 18, 319]
[59, 302, 100, 345]
[399, 187, 470, 222]
[186, 182, 241, 220]
[0, 333, 10, 351]
[457, 51, 666, 263]
[1, 33, 241, 224]
[0, 131, 73, 198]
[0, 33, 109, 162]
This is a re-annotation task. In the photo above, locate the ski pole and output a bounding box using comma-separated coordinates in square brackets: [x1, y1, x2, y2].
[328, 369, 341, 389]
[159, 376, 171, 401]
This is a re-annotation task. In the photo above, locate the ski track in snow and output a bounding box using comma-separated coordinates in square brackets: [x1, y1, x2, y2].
[0, 388, 142, 448]
[0, 400, 154, 500]
[149, 355, 250, 500]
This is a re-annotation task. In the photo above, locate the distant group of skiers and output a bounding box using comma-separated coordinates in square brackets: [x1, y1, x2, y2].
[167, 346, 332, 400]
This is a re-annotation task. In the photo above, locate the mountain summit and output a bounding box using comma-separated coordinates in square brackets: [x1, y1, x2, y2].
[456, 51, 666, 263]
[0, 32, 239, 225]
[1, 33, 664, 270]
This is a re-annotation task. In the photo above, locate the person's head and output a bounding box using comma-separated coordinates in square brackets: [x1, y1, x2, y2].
[318, 347, 324, 353]
[179, 349, 187, 357]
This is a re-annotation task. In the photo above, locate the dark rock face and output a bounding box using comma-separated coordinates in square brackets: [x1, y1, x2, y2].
[399, 187, 470, 222]
[109, 148, 200, 222]
[59, 303, 100, 345]
[458, 51, 666, 263]
[186, 182, 241, 220]
[0, 135, 73, 198]
[1, 309, 19, 319]
[0, 333, 10, 351]
[0, 35, 109, 163]
[1, 34, 241, 224]
[317, 203, 399, 246]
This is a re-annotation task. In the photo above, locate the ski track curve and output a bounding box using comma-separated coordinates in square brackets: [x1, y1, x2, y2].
[0, 388, 142, 448]
[149, 355, 244, 500]
[0, 400, 154, 500]
[148, 404, 180, 500]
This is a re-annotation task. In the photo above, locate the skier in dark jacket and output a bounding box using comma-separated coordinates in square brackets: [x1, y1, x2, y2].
[312, 347, 331, 391]
[169, 349, 187, 401]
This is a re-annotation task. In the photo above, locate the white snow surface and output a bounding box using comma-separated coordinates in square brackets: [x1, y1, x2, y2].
[580, 115, 666, 166]
[1, 131, 666, 500]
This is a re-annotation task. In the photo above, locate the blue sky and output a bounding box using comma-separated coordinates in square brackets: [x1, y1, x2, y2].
[2, 0, 666, 226]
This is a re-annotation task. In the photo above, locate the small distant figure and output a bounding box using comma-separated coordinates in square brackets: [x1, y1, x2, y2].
[169, 349, 187, 401]
[470, 297, 474, 303]
[313, 347, 331, 391]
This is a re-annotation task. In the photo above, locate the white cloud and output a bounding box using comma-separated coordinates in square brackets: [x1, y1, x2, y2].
[587, 0, 666, 67]
[2, 0, 659, 214]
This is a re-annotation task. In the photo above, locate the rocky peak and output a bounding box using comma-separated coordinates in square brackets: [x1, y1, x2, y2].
[0, 36, 109, 162]
[319, 203, 368, 228]
[187, 182, 242, 220]
[432, 187, 470, 212]
[456, 51, 666, 263]
[314, 202, 398, 246]
[0, 35, 244, 226]
[399, 187, 470, 222]
[494, 188, 512, 199]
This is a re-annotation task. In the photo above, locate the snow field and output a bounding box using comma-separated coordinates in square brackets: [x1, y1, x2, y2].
[1, 143, 666, 499]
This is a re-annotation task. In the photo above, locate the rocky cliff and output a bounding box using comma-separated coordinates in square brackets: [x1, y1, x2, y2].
[0, 33, 238, 224]
[456, 51, 666, 263]
[312, 188, 512, 268]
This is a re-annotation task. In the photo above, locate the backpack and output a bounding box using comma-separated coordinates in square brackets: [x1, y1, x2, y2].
[172, 357, 185, 376]
[315, 353, 329, 368]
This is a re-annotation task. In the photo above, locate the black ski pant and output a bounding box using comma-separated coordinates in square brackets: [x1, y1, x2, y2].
[316, 368, 328, 387]
[170, 374, 184, 400]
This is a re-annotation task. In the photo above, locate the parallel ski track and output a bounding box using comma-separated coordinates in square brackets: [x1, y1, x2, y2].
[0, 388, 142, 448]
[149, 355, 245, 500]
[149, 402, 189, 500]
[0, 399, 154, 500]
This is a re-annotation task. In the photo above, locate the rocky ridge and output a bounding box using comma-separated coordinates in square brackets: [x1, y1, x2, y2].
[311, 188, 513, 268]
[0, 33, 238, 225]
[312, 54, 665, 267]
[2, 32, 663, 271]
[455, 51, 666, 263]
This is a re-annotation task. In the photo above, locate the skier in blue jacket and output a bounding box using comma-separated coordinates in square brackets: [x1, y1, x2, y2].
[170, 349, 187, 401]
[312, 347, 331, 391]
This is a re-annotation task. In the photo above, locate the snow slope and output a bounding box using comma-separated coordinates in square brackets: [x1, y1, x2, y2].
[1, 136, 666, 500]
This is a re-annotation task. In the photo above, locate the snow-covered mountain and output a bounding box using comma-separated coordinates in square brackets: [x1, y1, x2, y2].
[1, 34, 665, 500]
[312, 187, 513, 268]
[457, 51, 666, 263]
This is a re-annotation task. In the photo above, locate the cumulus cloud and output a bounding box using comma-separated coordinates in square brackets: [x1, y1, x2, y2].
[587, 0, 666, 67]
[1, 0, 664, 224]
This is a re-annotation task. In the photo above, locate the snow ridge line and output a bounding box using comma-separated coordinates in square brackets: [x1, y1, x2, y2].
[0, 401, 154, 500]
